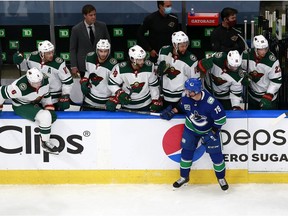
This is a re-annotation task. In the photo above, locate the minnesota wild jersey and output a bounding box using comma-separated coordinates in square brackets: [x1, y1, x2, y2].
[108, 60, 160, 109]
[19, 51, 73, 103]
[0, 75, 52, 107]
[204, 52, 243, 107]
[241, 49, 282, 101]
[84, 52, 118, 106]
[157, 45, 200, 102]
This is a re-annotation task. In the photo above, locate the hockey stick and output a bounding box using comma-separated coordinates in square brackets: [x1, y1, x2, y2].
[271, 112, 288, 126]
[15, 41, 22, 77]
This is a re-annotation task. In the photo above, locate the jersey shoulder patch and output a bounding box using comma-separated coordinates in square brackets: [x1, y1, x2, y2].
[207, 96, 215, 104]
[55, 57, 64, 64]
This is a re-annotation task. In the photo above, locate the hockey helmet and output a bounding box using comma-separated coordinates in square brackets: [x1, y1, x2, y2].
[96, 39, 111, 50]
[184, 78, 202, 95]
[227, 50, 242, 67]
[129, 45, 146, 63]
[38, 40, 54, 53]
[26, 67, 43, 84]
[253, 35, 268, 49]
[171, 31, 189, 46]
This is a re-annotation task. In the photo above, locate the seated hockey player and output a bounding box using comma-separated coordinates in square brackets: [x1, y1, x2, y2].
[0, 67, 59, 154]
[197, 50, 243, 110]
[106, 45, 162, 112]
[13, 40, 73, 111]
[80, 39, 117, 111]
[241, 35, 282, 110]
[160, 78, 229, 191]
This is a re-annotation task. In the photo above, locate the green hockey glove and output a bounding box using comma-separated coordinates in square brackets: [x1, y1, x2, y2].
[197, 58, 213, 73]
[157, 61, 170, 76]
[115, 89, 131, 105]
[80, 77, 90, 96]
[13, 53, 24, 65]
[150, 99, 163, 112]
[106, 96, 118, 112]
[260, 93, 273, 110]
[57, 94, 70, 111]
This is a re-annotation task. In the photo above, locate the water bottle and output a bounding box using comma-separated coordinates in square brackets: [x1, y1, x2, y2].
[190, 8, 195, 16]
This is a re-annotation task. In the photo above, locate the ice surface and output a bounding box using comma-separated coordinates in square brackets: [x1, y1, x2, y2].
[0, 184, 288, 216]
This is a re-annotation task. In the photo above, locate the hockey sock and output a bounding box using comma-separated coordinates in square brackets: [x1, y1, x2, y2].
[180, 148, 194, 178]
[210, 152, 226, 179]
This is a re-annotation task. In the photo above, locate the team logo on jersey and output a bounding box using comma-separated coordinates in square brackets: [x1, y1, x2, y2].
[269, 54, 276, 62]
[119, 62, 127, 68]
[184, 104, 191, 111]
[55, 57, 63, 63]
[249, 70, 263, 83]
[189, 110, 208, 127]
[130, 82, 145, 93]
[109, 58, 117, 65]
[212, 74, 228, 86]
[166, 67, 181, 80]
[207, 96, 215, 104]
[19, 83, 27, 91]
[87, 51, 94, 56]
[189, 54, 197, 61]
[162, 124, 205, 163]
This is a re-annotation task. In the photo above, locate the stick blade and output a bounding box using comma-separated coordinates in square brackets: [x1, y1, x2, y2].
[271, 113, 287, 126]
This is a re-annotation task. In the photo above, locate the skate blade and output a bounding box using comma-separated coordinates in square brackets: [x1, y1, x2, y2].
[172, 182, 189, 191]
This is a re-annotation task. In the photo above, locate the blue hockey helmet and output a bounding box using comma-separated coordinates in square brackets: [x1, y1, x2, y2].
[184, 78, 202, 94]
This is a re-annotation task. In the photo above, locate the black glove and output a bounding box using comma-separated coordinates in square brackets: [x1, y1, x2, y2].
[157, 61, 170, 76]
[13, 52, 24, 64]
[160, 105, 175, 120]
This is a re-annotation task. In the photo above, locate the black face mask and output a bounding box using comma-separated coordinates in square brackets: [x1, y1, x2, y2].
[227, 20, 237, 28]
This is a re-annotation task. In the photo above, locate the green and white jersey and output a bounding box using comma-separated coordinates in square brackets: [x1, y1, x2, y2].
[108, 60, 159, 109]
[19, 51, 73, 103]
[241, 49, 282, 101]
[157, 45, 200, 102]
[84, 52, 118, 106]
[204, 52, 243, 107]
[0, 75, 52, 107]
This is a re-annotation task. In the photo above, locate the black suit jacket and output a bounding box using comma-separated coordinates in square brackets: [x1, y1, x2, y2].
[69, 20, 110, 73]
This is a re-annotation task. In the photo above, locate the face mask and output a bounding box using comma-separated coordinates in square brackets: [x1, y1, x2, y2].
[164, 7, 172, 15]
[227, 20, 237, 28]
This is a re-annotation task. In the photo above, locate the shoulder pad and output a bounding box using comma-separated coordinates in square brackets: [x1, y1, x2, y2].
[55, 57, 64, 64]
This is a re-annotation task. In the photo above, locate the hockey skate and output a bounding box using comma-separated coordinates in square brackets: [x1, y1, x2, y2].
[218, 178, 229, 191]
[173, 177, 189, 188]
[41, 140, 59, 155]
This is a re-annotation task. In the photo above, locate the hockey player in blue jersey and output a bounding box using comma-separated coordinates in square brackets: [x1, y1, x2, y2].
[160, 78, 228, 191]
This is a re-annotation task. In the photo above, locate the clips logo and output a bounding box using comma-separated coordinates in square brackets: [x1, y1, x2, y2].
[162, 124, 206, 163]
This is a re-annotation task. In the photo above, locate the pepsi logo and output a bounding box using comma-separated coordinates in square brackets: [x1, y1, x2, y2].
[162, 124, 206, 163]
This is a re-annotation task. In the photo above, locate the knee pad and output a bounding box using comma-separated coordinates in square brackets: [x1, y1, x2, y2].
[35, 109, 52, 127]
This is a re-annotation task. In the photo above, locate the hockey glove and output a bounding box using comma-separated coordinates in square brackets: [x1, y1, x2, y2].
[0, 104, 3, 113]
[241, 73, 252, 86]
[160, 105, 175, 120]
[58, 94, 70, 110]
[150, 99, 163, 112]
[13, 53, 24, 65]
[106, 96, 119, 112]
[202, 131, 219, 144]
[80, 77, 90, 96]
[260, 93, 273, 110]
[115, 89, 131, 105]
[197, 58, 213, 74]
[89, 73, 103, 87]
[157, 61, 170, 76]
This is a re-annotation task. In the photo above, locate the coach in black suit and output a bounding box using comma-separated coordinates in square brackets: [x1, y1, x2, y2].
[70, 4, 110, 77]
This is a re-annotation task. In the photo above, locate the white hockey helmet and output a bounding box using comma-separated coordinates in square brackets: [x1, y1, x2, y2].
[171, 31, 189, 46]
[26, 67, 43, 83]
[38, 40, 54, 54]
[253, 35, 268, 49]
[128, 45, 146, 62]
[227, 50, 242, 67]
[96, 39, 111, 50]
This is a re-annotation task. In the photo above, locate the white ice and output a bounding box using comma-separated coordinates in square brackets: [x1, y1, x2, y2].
[0, 183, 288, 216]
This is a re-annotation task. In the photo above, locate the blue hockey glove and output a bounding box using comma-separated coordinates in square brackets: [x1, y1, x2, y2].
[202, 131, 219, 144]
[160, 105, 175, 120]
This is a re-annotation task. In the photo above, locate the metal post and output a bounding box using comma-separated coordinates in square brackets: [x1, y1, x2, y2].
[50, 0, 56, 48]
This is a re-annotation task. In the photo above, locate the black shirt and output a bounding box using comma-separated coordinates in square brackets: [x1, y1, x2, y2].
[137, 11, 179, 54]
[210, 25, 245, 54]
